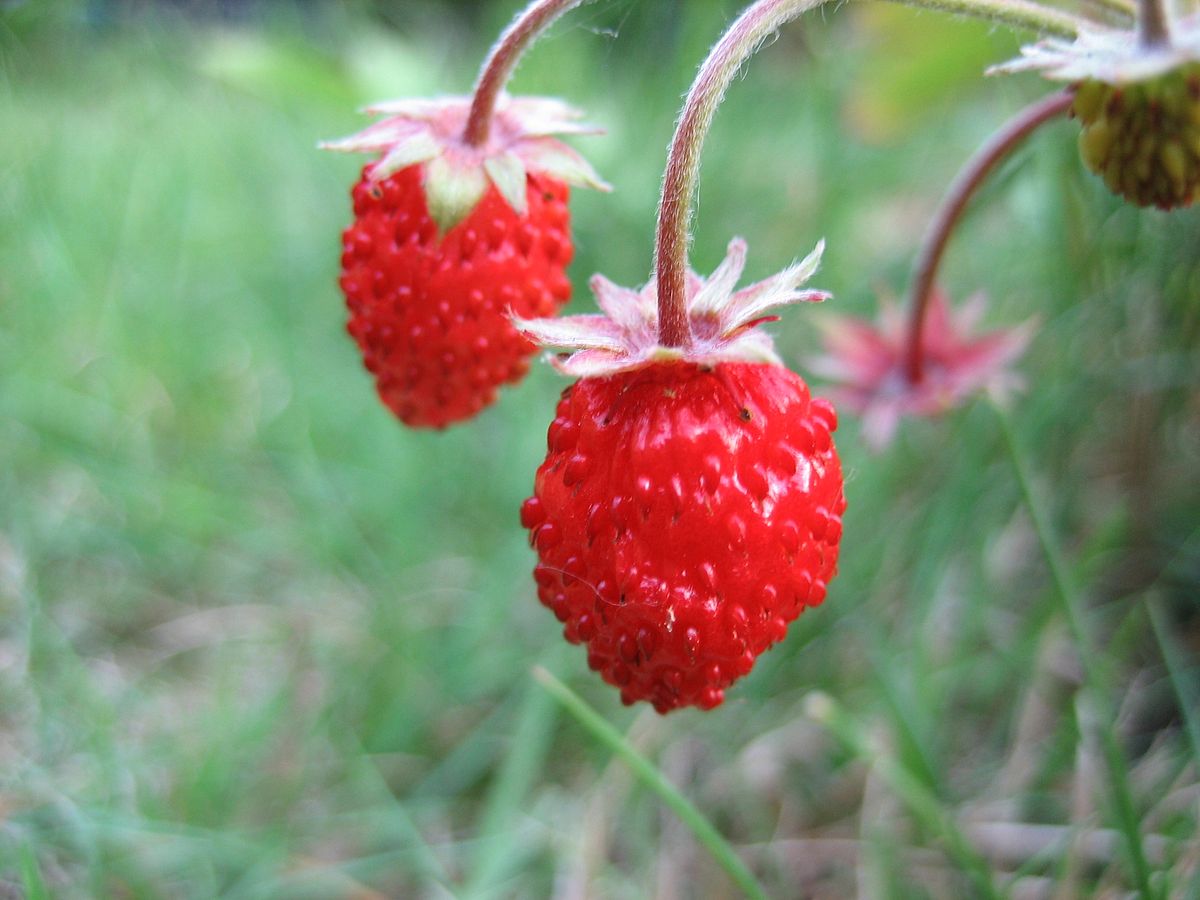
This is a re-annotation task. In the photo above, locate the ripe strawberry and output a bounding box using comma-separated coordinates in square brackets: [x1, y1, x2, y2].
[340, 163, 575, 426]
[325, 95, 608, 428]
[517, 238, 845, 712]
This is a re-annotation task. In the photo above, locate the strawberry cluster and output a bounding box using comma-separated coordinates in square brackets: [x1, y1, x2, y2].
[323, 0, 1194, 715]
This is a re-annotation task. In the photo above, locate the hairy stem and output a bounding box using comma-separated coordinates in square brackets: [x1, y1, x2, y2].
[1137, 0, 1172, 47]
[654, 0, 1079, 349]
[464, 0, 591, 147]
[1085, 0, 1137, 22]
[887, 0, 1087, 38]
[905, 91, 1072, 383]
[654, 0, 826, 348]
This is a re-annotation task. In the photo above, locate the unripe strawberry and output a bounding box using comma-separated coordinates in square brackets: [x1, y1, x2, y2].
[1073, 64, 1200, 209]
[990, 16, 1200, 209]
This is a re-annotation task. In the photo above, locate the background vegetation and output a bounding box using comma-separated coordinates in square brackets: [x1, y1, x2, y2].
[1, 0, 1197, 896]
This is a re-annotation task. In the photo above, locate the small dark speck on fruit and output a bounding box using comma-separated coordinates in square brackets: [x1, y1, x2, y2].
[739, 408, 752, 421]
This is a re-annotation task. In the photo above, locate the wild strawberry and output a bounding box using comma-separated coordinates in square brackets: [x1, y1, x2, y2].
[1071, 64, 1200, 209]
[324, 95, 609, 428]
[517, 239, 845, 713]
[991, 14, 1200, 209]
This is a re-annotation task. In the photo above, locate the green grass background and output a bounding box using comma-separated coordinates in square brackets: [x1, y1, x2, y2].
[1, 1, 1198, 896]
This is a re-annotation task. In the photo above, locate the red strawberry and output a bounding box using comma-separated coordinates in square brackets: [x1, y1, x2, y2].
[340, 163, 574, 427]
[325, 95, 608, 428]
[517, 238, 845, 712]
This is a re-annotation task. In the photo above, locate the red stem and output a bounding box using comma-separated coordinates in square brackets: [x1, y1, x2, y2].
[655, 151, 693, 349]
[905, 91, 1073, 383]
[654, 0, 824, 348]
[463, 0, 589, 148]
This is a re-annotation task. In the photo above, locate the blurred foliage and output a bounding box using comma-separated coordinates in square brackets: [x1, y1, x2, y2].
[0, 0, 1198, 897]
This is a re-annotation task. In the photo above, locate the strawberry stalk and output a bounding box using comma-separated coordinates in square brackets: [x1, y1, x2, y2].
[654, 0, 826, 348]
[904, 90, 1073, 384]
[887, 0, 1090, 38]
[464, 0, 593, 147]
[1136, 0, 1171, 48]
[654, 0, 1080, 350]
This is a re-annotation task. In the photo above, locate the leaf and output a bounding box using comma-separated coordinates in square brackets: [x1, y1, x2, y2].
[512, 314, 627, 351]
[689, 237, 747, 318]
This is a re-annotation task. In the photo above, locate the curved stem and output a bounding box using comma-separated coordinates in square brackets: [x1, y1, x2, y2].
[654, 0, 826, 348]
[463, 0, 591, 147]
[653, 0, 1079, 349]
[886, 0, 1087, 38]
[1137, 0, 1172, 48]
[1087, 0, 1137, 22]
[904, 91, 1072, 383]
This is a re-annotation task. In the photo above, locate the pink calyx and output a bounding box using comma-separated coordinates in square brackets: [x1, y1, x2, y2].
[515, 237, 829, 378]
[809, 288, 1035, 450]
[322, 93, 609, 232]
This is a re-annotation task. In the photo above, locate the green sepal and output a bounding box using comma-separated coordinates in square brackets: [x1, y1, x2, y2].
[484, 151, 529, 216]
[519, 140, 612, 192]
[423, 155, 489, 234]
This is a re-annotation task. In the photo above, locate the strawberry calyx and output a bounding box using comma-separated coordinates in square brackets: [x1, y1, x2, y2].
[322, 93, 610, 233]
[808, 287, 1035, 450]
[989, 13, 1200, 85]
[515, 237, 829, 378]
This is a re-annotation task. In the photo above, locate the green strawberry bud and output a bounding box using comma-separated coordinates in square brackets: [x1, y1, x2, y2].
[1071, 63, 1200, 209]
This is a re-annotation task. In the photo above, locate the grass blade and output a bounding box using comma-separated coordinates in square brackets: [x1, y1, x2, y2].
[532, 666, 768, 900]
[804, 692, 1002, 899]
[1147, 596, 1200, 769]
[994, 402, 1158, 899]
[20, 843, 50, 900]
[463, 682, 559, 897]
